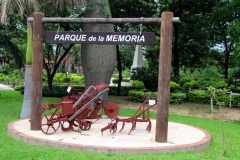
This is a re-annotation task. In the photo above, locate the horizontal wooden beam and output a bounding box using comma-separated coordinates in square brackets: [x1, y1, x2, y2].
[28, 17, 180, 24]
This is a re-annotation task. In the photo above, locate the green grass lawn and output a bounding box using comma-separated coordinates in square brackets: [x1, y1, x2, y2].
[0, 90, 240, 159]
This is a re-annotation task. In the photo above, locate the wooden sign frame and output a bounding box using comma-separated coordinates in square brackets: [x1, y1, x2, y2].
[28, 13, 179, 143]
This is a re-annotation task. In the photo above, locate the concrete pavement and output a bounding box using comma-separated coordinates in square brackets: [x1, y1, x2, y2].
[0, 83, 14, 90]
[8, 116, 211, 154]
[4, 82, 211, 154]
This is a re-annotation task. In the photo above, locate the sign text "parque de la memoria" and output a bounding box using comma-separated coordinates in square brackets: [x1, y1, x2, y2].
[45, 31, 155, 45]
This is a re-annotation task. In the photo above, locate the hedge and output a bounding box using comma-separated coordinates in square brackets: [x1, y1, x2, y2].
[17, 85, 136, 97]
[109, 86, 133, 96]
[128, 90, 186, 104]
[14, 84, 240, 108]
[188, 90, 240, 107]
[189, 90, 210, 104]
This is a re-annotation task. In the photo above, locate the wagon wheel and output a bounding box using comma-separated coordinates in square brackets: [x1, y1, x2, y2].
[79, 120, 92, 131]
[41, 111, 60, 135]
[109, 123, 117, 134]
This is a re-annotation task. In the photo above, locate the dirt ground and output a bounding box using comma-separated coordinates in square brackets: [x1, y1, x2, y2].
[108, 95, 240, 122]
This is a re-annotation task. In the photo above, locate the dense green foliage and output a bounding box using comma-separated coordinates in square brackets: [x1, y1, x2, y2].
[1, 90, 240, 159]
[170, 81, 180, 92]
[129, 90, 186, 104]
[128, 87, 240, 107]
[131, 80, 144, 90]
[1, 0, 240, 94]
[108, 86, 133, 96]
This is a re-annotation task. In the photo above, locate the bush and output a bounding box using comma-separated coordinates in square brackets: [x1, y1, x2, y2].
[128, 90, 186, 104]
[227, 86, 240, 93]
[214, 80, 227, 89]
[183, 80, 199, 89]
[193, 66, 224, 89]
[0, 73, 6, 82]
[62, 77, 71, 83]
[4, 76, 10, 85]
[71, 76, 85, 85]
[70, 75, 83, 81]
[170, 81, 180, 92]
[112, 78, 130, 84]
[114, 74, 119, 79]
[132, 80, 144, 90]
[109, 86, 133, 96]
[112, 78, 119, 84]
[42, 85, 69, 97]
[189, 90, 210, 104]
[190, 80, 199, 89]
[129, 90, 144, 102]
[170, 92, 187, 104]
[231, 94, 240, 107]
[179, 76, 192, 86]
[122, 68, 130, 78]
[53, 73, 67, 83]
[130, 66, 158, 91]
[183, 81, 192, 88]
[14, 85, 24, 91]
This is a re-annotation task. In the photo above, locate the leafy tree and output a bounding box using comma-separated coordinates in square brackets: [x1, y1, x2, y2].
[182, 66, 225, 89]
[119, 45, 134, 70]
[109, 0, 159, 93]
[0, 15, 25, 69]
[210, 0, 239, 80]
[69, 44, 82, 75]
[40, 1, 86, 91]
[114, 0, 220, 91]
[161, 0, 219, 77]
[0, 0, 39, 118]
[0, 0, 86, 118]
[229, 67, 240, 88]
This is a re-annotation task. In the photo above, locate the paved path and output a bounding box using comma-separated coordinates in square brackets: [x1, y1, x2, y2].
[8, 116, 211, 154]
[0, 84, 14, 90]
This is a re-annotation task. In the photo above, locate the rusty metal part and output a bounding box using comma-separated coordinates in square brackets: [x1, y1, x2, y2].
[40, 83, 119, 135]
[69, 86, 109, 121]
[87, 99, 103, 119]
[41, 107, 61, 134]
[41, 102, 61, 112]
[101, 92, 156, 135]
[104, 102, 119, 119]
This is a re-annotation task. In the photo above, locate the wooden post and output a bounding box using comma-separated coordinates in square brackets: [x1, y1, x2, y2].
[30, 12, 44, 130]
[155, 12, 173, 142]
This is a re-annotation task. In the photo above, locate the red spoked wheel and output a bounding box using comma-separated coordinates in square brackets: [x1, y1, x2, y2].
[79, 120, 92, 131]
[41, 111, 60, 135]
[104, 102, 119, 119]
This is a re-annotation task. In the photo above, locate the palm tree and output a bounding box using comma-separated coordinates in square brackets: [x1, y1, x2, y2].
[0, 0, 86, 118]
[0, 0, 38, 118]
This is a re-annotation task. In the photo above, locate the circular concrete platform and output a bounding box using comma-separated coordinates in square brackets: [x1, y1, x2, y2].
[8, 116, 211, 154]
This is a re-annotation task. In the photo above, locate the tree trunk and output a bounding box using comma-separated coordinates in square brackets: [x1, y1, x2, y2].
[224, 51, 229, 80]
[20, 22, 32, 118]
[20, 65, 32, 118]
[81, 0, 116, 103]
[47, 75, 53, 92]
[116, 45, 122, 96]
